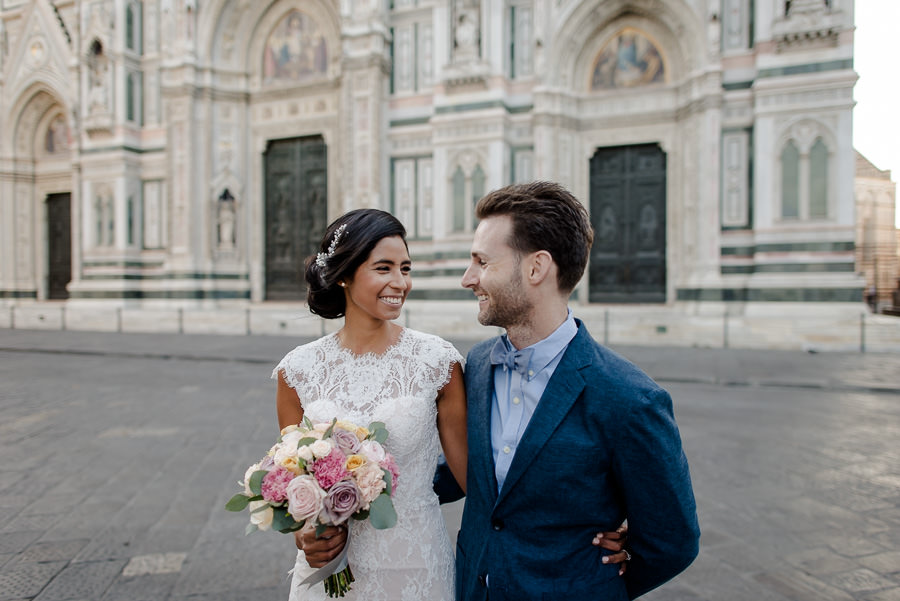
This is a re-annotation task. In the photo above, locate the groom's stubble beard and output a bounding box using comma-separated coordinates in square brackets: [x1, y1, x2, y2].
[477, 265, 533, 331]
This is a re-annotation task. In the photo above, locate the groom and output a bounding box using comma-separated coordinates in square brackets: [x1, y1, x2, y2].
[452, 181, 699, 600]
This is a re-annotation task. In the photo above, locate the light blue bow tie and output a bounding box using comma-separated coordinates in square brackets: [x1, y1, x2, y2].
[490, 339, 534, 377]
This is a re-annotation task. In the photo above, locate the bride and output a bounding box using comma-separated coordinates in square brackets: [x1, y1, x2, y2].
[274, 209, 467, 601]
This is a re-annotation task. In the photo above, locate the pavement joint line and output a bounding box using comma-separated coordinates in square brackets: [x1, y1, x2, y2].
[3, 345, 900, 396]
[0, 346, 273, 365]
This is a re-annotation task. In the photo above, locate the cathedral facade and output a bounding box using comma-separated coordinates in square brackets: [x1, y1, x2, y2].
[0, 0, 861, 310]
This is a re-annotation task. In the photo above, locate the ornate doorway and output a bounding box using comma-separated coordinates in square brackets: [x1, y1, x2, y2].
[588, 143, 666, 303]
[46, 193, 72, 300]
[264, 135, 328, 300]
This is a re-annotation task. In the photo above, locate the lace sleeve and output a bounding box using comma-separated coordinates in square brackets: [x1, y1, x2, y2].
[271, 344, 318, 412]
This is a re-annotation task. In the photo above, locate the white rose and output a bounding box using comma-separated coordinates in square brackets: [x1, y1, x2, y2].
[274, 442, 299, 467]
[310, 439, 333, 459]
[298, 445, 314, 462]
[243, 462, 261, 495]
[359, 440, 386, 463]
[281, 430, 302, 448]
[249, 500, 274, 531]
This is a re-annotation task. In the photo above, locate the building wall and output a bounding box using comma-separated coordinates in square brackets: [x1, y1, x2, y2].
[0, 0, 863, 309]
[854, 151, 898, 310]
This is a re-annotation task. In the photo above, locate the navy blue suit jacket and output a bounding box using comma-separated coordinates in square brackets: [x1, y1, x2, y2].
[454, 321, 699, 600]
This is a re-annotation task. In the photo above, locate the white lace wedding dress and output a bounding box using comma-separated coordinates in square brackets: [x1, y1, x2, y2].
[273, 328, 462, 601]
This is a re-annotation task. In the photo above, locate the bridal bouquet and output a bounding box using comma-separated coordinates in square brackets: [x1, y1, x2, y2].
[226, 417, 399, 597]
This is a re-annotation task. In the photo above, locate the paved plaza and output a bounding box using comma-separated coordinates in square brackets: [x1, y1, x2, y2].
[0, 328, 899, 600]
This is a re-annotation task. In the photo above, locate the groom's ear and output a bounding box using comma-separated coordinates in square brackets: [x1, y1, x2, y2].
[526, 250, 554, 286]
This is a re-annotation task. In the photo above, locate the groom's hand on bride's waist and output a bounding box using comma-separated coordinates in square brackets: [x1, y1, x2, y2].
[295, 525, 348, 568]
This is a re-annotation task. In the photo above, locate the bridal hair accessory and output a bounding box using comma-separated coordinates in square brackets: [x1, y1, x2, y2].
[316, 224, 348, 269]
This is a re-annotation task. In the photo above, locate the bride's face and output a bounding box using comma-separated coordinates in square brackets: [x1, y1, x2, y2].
[343, 235, 411, 322]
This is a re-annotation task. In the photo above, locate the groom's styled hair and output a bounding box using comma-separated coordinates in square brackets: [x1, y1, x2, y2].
[475, 181, 594, 294]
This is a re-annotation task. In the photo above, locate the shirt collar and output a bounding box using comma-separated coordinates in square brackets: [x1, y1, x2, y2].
[501, 309, 577, 379]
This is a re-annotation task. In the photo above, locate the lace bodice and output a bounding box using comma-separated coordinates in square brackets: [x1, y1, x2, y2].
[274, 328, 462, 601]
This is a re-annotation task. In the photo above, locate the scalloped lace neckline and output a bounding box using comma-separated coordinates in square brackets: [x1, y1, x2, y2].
[331, 327, 408, 359]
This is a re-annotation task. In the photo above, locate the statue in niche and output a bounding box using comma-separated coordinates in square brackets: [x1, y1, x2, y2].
[453, 0, 480, 61]
[87, 41, 110, 115]
[45, 115, 71, 154]
[217, 189, 236, 250]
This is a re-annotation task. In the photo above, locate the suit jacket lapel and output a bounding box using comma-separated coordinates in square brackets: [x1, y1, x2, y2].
[495, 325, 591, 507]
[467, 342, 499, 504]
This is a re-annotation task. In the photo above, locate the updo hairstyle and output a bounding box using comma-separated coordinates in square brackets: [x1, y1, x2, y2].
[304, 209, 408, 319]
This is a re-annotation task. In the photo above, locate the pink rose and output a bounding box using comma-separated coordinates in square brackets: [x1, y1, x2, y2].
[261, 466, 294, 503]
[312, 449, 349, 490]
[358, 440, 386, 463]
[285, 475, 326, 522]
[321, 480, 361, 525]
[379, 454, 399, 493]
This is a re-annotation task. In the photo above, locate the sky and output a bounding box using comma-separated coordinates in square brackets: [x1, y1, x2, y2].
[852, 0, 900, 226]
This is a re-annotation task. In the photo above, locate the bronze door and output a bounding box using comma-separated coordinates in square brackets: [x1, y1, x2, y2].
[589, 144, 666, 303]
[264, 136, 327, 300]
[46, 193, 72, 300]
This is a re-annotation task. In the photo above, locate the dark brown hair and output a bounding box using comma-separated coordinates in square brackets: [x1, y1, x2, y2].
[304, 209, 407, 319]
[475, 181, 594, 293]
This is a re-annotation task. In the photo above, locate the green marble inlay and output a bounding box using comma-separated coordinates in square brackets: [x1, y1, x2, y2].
[676, 287, 862, 302]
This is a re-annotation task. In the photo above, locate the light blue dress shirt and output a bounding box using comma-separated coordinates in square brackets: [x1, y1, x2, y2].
[491, 310, 578, 492]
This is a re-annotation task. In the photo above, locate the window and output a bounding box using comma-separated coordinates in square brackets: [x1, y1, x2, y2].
[779, 133, 831, 221]
[780, 141, 799, 219]
[508, 4, 533, 78]
[809, 138, 828, 218]
[125, 2, 142, 54]
[94, 189, 115, 247]
[450, 161, 486, 233]
[393, 157, 434, 238]
[389, 11, 434, 94]
[126, 72, 143, 124]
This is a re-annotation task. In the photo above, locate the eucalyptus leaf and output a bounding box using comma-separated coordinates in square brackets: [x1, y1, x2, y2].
[225, 493, 250, 512]
[271, 507, 299, 532]
[368, 494, 398, 529]
[382, 469, 393, 495]
[372, 428, 388, 444]
[298, 437, 317, 447]
[248, 470, 267, 495]
[245, 522, 258, 535]
[352, 509, 370, 521]
[315, 523, 328, 538]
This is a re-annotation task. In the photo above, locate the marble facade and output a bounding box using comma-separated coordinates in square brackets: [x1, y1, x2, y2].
[0, 0, 864, 314]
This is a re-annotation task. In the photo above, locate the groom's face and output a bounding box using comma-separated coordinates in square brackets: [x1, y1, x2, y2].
[461, 215, 532, 329]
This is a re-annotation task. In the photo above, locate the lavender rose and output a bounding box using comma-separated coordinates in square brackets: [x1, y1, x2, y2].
[285, 475, 326, 522]
[322, 479, 361, 525]
[331, 428, 361, 455]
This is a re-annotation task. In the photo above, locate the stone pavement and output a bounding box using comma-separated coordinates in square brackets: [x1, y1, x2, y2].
[0, 328, 898, 600]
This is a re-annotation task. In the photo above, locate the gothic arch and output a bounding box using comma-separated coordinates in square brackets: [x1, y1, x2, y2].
[7, 84, 68, 159]
[547, 0, 703, 90]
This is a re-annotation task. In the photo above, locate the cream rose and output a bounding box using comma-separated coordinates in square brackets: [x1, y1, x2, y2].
[354, 462, 387, 507]
[249, 500, 274, 531]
